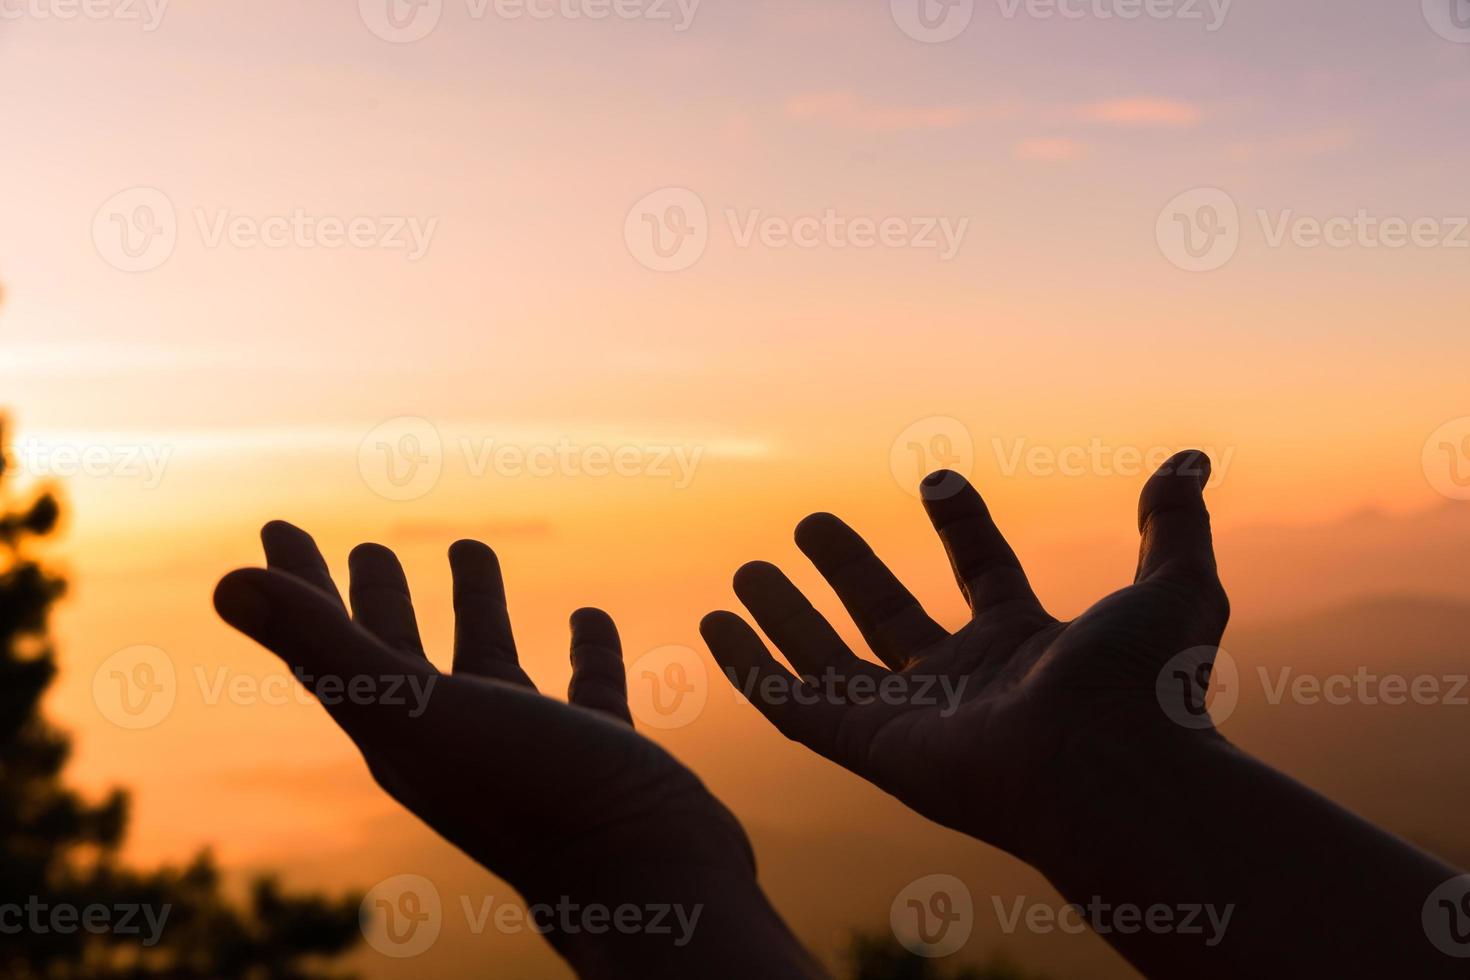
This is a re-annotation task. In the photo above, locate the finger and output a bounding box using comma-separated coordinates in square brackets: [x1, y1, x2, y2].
[1135, 451, 1229, 618]
[567, 607, 633, 725]
[793, 515, 948, 670]
[732, 561, 890, 682]
[448, 539, 522, 678]
[348, 543, 427, 659]
[260, 521, 345, 610]
[214, 567, 432, 737]
[920, 471, 1044, 615]
[700, 611, 855, 767]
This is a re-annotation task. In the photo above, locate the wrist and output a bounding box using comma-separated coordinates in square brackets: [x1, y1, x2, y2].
[1027, 716, 1234, 880]
[509, 794, 825, 979]
[530, 864, 823, 979]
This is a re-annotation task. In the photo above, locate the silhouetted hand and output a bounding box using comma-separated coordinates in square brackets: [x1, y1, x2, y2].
[705, 451, 1466, 978]
[214, 524, 822, 979]
[701, 450, 1228, 860]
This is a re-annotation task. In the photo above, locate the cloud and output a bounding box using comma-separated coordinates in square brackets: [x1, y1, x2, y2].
[1014, 137, 1090, 161]
[1079, 97, 1201, 127]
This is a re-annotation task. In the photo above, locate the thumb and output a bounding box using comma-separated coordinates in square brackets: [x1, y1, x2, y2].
[214, 567, 434, 734]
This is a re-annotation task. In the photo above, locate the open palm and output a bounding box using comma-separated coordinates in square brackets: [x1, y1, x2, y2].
[701, 451, 1230, 861]
[213, 524, 754, 923]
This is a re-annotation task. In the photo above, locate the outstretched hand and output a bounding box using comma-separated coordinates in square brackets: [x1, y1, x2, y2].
[214, 524, 821, 978]
[704, 452, 1466, 977]
[701, 450, 1229, 862]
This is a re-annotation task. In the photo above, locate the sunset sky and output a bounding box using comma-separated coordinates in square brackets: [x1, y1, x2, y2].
[3, 1, 1470, 975]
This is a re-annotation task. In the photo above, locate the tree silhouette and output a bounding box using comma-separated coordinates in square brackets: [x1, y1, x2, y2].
[0, 418, 363, 978]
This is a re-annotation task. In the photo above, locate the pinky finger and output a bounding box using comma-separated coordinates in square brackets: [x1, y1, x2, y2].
[700, 610, 853, 769]
[568, 607, 633, 725]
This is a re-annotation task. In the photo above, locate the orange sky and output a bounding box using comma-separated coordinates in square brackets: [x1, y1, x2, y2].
[4, 1, 1470, 975]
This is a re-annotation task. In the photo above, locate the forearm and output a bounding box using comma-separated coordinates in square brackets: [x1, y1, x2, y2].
[530, 867, 827, 980]
[1036, 732, 1463, 978]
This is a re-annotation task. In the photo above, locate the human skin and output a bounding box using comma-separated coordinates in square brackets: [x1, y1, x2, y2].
[702, 451, 1467, 978]
[214, 525, 825, 979]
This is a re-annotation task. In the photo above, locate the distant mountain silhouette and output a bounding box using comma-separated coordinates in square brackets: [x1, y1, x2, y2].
[1216, 502, 1470, 622]
[1225, 593, 1470, 870]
